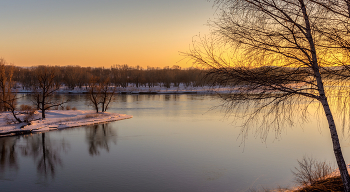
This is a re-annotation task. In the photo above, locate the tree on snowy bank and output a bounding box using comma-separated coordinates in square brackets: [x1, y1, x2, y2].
[0, 59, 15, 111]
[0, 58, 24, 123]
[185, 0, 350, 190]
[32, 66, 66, 119]
[88, 77, 115, 113]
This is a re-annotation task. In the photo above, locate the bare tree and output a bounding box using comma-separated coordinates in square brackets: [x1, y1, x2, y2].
[0, 59, 24, 123]
[292, 156, 334, 186]
[32, 66, 66, 119]
[100, 79, 115, 112]
[185, 0, 350, 190]
[88, 77, 115, 113]
[0, 59, 14, 112]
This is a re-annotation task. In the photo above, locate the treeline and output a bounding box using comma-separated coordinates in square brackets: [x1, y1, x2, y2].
[11, 64, 208, 90]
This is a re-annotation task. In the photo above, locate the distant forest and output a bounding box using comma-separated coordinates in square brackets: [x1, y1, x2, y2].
[11, 65, 209, 90]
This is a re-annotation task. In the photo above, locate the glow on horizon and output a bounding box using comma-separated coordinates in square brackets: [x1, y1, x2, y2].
[0, 0, 214, 68]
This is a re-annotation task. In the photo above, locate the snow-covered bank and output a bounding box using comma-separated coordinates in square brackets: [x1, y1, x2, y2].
[0, 110, 132, 137]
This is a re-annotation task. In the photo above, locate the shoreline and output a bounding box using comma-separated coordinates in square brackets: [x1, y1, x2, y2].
[0, 110, 132, 137]
[16, 91, 202, 95]
[13, 84, 235, 95]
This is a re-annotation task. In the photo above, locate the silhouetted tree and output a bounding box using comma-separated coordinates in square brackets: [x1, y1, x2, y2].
[185, 0, 350, 190]
[0, 59, 23, 123]
[0, 59, 14, 111]
[12, 64, 209, 91]
[32, 66, 66, 119]
[88, 77, 115, 113]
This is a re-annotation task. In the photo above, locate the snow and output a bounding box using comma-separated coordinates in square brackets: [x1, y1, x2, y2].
[0, 110, 132, 137]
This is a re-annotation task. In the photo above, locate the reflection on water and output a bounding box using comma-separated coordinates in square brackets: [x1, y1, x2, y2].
[2, 94, 350, 191]
[21, 133, 69, 179]
[164, 94, 171, 101]
[120, 94, 127, 103]
[0, 133, 69, 181]
[0, 137, 18, 172]
[86, 124, 117, 156]
[0, 124, 117, 182]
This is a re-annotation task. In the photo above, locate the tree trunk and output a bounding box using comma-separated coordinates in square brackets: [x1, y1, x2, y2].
[298, 0, 350, 190]
[101, 95, 106, 112]
[11, 109, 22, 123]
[320, 97, 350, 191]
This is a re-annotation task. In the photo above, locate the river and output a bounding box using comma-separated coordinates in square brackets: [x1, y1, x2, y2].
[1, 94, 350, 191]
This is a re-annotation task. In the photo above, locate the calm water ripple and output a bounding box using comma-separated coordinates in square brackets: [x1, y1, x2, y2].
[1, 94, 350, 191]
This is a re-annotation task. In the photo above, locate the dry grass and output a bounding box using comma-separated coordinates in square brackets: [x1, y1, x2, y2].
[250, 177, 345, 192]
[292, 156, 334, 186]
[84, 114, 100, 119]
[290, 156, 343, 192]
[295, 176, 344, 192]
[249, 187, 290, 192]
[19, 104, 33, 111]
[252, 157, 342, 192]
[19, 104, 36, 122]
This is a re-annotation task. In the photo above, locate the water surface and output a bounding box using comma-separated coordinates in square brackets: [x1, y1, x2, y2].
[1, 94, 350, 191]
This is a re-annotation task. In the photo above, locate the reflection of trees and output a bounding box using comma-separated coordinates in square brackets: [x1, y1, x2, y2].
[21, 133, 69, 178]
[132, 95, 140, 102]
[120, 95, 127, 103]
[164, 95, 170, 101]
[0, 137, 19, 172]
[86, 124, 117, 156]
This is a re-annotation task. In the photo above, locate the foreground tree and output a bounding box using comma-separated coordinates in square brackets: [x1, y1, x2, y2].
[185, 0, 350, 190]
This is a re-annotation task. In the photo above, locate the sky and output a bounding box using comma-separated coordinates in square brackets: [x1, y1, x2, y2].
[0, 0, 215, 68]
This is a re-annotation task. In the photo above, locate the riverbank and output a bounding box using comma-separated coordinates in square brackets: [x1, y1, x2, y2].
[269, 166, 350, 192]
[293, 176, 343, 191]
[272, 176, 344, 192]
[0, 110, 132, 136]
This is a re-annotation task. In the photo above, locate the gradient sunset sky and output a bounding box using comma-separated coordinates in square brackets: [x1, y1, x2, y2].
[0, 0, 215, 68]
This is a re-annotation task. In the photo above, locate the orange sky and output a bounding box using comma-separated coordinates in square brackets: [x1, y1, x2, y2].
[0, 0, 214, 68]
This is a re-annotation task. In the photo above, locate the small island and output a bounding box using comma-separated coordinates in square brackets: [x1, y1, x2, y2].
[0, 110, 132, 136]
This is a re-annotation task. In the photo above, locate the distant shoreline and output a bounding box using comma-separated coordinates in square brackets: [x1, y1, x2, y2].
[16, 90, 201, 95]
[14, 84, 235, 95]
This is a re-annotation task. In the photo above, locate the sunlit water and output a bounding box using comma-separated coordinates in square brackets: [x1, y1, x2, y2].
[1, 94, 350, 192]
